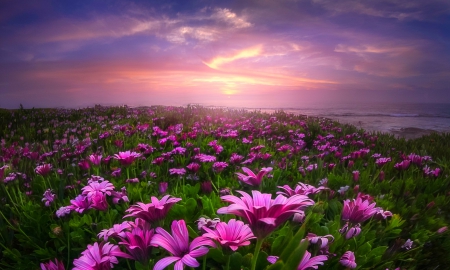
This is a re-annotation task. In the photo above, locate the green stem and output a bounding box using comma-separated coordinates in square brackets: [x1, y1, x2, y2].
[202, 255, 207, 270]
[66, 225, 71, 270]
[217, 174, 220, 192]
[225, 254, 231, 270]
[251, 238, 264, 270]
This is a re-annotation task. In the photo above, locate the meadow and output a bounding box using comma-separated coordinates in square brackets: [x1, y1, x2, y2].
[0, 105, 449, 270]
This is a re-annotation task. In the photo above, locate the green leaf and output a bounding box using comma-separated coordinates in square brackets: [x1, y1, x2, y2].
[266, 261, 285, 270]
[229, 252, 243, 270]
[357, 242, 372, 256]
[187, 225, 199, 239]
[208, 248, 225, 263]
[271, 235, 285, 255]
[369, 246, 388, 258]
[284, 239, 309, 270]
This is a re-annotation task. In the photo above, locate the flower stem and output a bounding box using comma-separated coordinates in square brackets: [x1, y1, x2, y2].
[251, 238, 264, 270]
[225, 254, 231, 270]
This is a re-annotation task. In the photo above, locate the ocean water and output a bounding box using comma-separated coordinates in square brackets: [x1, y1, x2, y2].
[245, 103, 450, 138]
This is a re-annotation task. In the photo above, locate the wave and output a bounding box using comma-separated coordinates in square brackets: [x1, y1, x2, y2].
[299, 112, 450, 119]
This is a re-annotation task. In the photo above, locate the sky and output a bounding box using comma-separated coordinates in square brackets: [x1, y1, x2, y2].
[1, 0, 450, 109]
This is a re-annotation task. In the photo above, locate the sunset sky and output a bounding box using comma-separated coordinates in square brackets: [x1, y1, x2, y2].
[1, 0, 450, 109]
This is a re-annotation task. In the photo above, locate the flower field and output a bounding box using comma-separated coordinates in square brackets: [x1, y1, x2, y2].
[0, 105, 449, 270]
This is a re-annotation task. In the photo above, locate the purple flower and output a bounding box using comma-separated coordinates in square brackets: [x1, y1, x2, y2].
[114, 151, 142, 166]
[98, 221, 132, 241]
[196, 217, 220, 231]
[56, 206, 72, 218]
[200, 181, 213, 194]
[277, 182, 328, 197]
[352, 171, 360, 181]
[298, 250, 328, 270]
[111, 187, 129, 204]
[217, 190, 314, 239]
[340, 251, 357, 269]
[402, 239, 413, 250]
[394, 160, 411, 171]
[375, 157, 391, 167]
[159, 182, 168, 194]
[202, 219, 255, 251]
[339, 223, 362, 240]
[73, 242, 132, 270]
[267, 256, 279, 264]
[42, 189, 56, 207]
[213, 162, 228, 173]
[169, 168, 186, 176]
[151, 220, 216, 270]
[68, 194, 92, 214]
[230, 153, 244, 164]
[342, 197, 380, 224]
[235, 167, 273, 187]
[124, 195, 181, 224]
[306, 233, 334, 249]
[35, 163, 52, 176]
[119, 226, 156, 265]
[78, 160, 90, 171]
[40, 258, 65, 270]
[195, 154, 217, 163]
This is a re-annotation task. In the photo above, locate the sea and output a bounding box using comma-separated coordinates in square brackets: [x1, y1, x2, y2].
[232, 103, 450, 139]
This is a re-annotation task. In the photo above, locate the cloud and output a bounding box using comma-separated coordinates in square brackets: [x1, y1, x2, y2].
[203, 45, 263, 69]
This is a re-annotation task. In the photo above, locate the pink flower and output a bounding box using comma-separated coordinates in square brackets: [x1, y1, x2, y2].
[124, 195, 181, 224]
[35, 163, 52, 176]
[217, 190, 314, 239]
[78, 160, 90, 170]
[213, 162, 228, 173]
[342, 197, 380, 224]
[73, 242, 132, 270]
[340, 251, 357, 269]
[437, 226, 448, 234]
[118, 226, 156, 265]
[352, 171, 360, 181]
[298, 250, 328, 270]
[114, 151, 142, 166]
[277, 182, 328, 197]
[82, 180, 115, 197]
[88, 154, 102, 166]
[91, 191, 109, 211]
[186, 163, 201, 173]
[98, 221, 133, 241]
[68, 195, 92, 214]
[202, 219, 255, 251]
[40, 258, 65, 270]
[235, 167, 273, 187]
[151, 220, 216, 270]
[394, 160, 411, 170]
